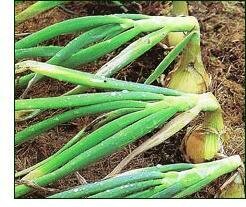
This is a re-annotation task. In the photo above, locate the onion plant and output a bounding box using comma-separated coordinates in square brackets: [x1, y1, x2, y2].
[15, 14, 198, 89]
[15, 61, 222, 198]
[109, 3, 224, 174]
[15, 14, 200, 121]
[164, 2, 224, 164]
[45, 156, 242, 198]
[93, 29, 222, 175]
[14, 61, 187, 146]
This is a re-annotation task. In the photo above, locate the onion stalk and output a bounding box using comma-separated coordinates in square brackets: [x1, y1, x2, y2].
[47, 156, 242, 198]
[15, 46, 62, 60]
[167, 1, 189, 47]
[15, 100, 147, 146]
[166, 32, 210, 93]
[15, 15, 133, 49]
[15, 61, 184, 96]
[15, 1, 69, 25]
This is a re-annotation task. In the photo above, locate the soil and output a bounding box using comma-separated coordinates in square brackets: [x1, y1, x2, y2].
[15, 1, 245, 198]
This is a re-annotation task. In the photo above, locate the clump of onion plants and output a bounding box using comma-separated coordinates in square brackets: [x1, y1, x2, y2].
[14, 10, 237, 198]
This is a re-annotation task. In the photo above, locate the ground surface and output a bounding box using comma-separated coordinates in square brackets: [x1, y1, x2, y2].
[15, 1, 245, 198]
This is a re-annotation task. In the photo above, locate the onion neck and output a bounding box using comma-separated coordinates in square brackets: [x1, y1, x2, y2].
[171, 1, 189, 16]
[167, 33, 210, 93]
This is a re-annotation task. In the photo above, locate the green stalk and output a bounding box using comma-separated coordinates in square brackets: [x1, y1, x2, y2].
[61, 27, 142, 68]
[16, 107, 178, 197]
[114, 14, 150, 20]
[108, 92, 220, 176]
[95, 27, 169, 77]
[15, 1, 68, 25]
[150, 183, 183, 198]
[22, 104, 167, 180]
[16, 15, 199, 89]
[91, 108, 141, 130]
[49, 16, 199, 95]
[15, 61, 184, 96]
[119, 163, 195, 175]
[15, 91, 164, 111]
[133, 16, 198, 32]
[15, 100, 146, 146]
[149, 163, 221, 198]
[90, 179, 163, 198]
[108, 105, 202, 177]
[126, 184, 167, 198]
[15, 15, 134, 49]
[48, 24, 127, 65]
[16, 108, 141, 178]
[16, 90, 195, 145]
[15, 46, 62, 60]
[50, 171, 164, 198]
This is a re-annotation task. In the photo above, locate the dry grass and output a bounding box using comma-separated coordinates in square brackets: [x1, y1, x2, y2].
[15, 1, 245, 198]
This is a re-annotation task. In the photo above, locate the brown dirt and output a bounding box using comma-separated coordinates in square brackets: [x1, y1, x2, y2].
[15, 1, 245, 198]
